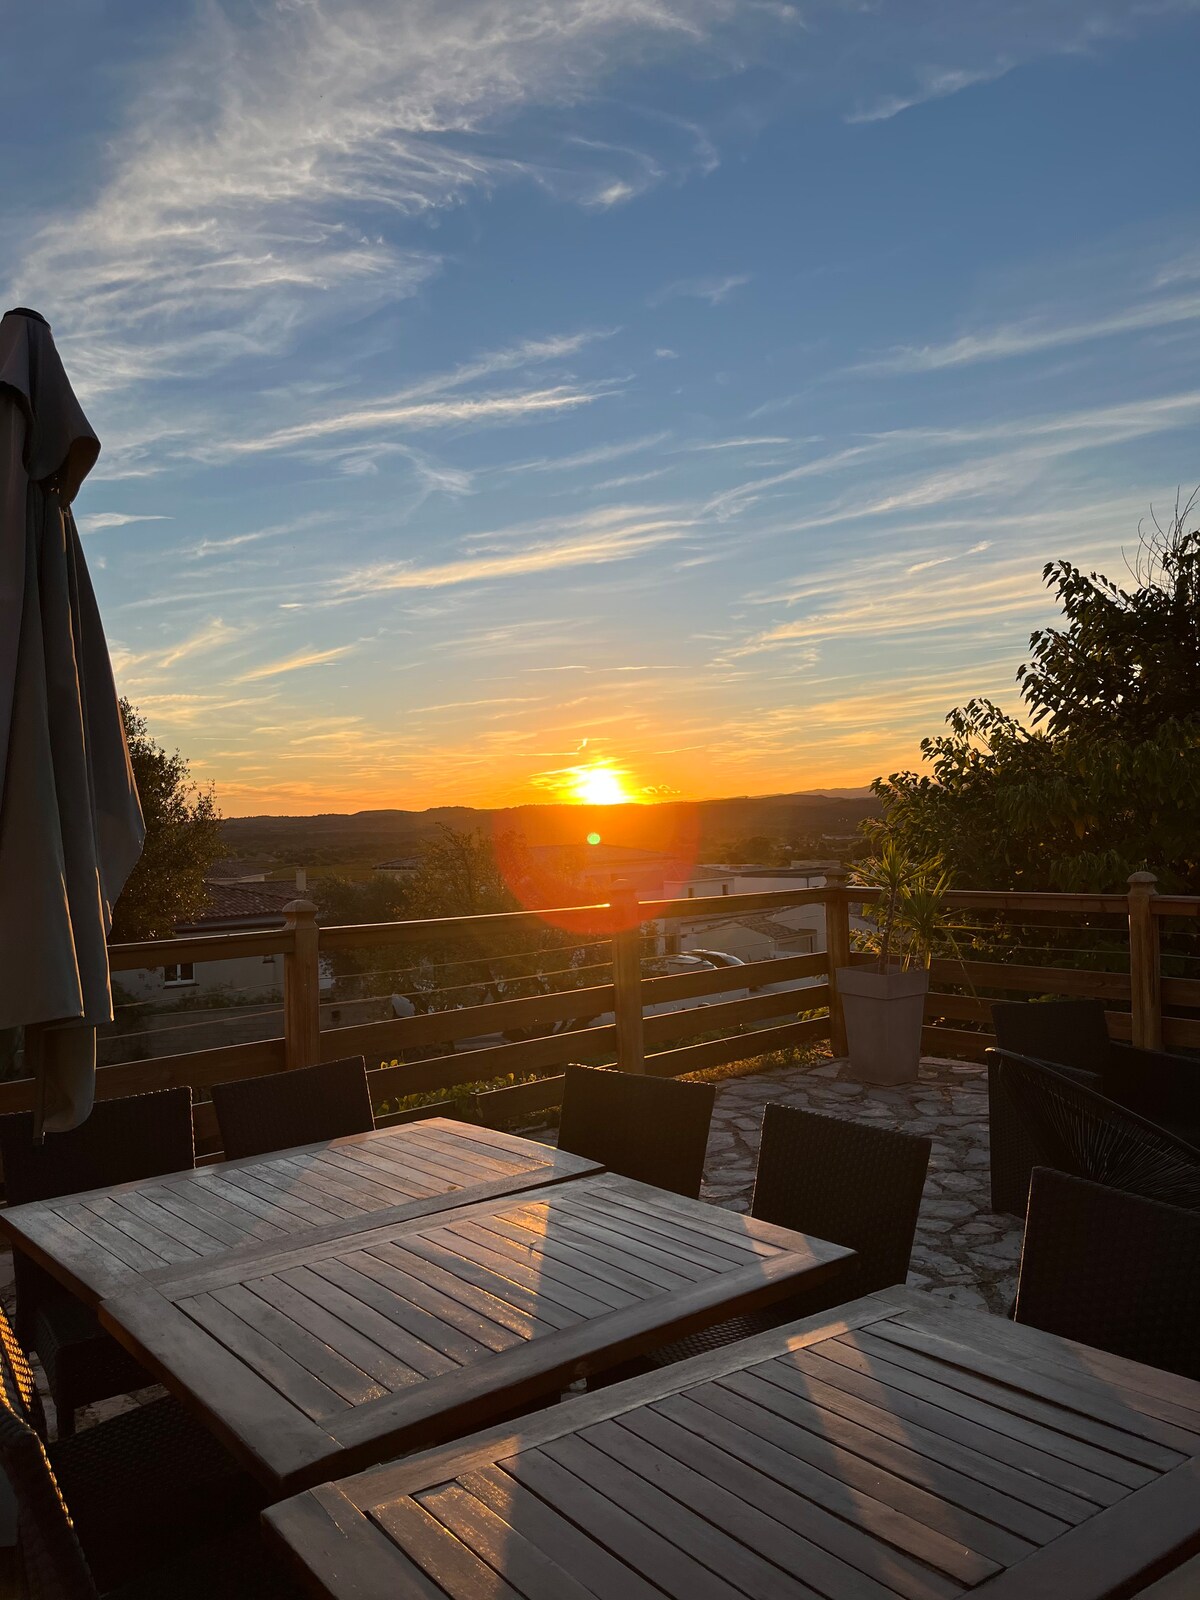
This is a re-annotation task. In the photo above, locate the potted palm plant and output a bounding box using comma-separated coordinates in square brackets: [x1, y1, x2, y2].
[837, 843, 953, 1084]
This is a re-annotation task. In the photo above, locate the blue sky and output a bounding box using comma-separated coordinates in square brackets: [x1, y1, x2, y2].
[4, 1, 1199, 813]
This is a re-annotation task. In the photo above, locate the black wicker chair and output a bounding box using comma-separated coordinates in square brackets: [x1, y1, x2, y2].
[556, 1065, 715, 1198]
[0, 1086, 195, 1436]
[0, 1302, 295, 1599]
[648, 1103, 931, 1365]
[989, 999, 1200, 1215]
[211, 1055, 374, 1161]
[1015, 1167, 1200, 1381]
[990, 1048, 1200, 1212]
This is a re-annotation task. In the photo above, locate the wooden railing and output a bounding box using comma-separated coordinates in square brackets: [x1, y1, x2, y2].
[1, 869, 1195, 1153]
[0, 885, 836, 1154]
[913, 873, 1200, 1060]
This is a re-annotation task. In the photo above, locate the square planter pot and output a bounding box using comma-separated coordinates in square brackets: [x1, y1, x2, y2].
[837, 965, 929, 1085]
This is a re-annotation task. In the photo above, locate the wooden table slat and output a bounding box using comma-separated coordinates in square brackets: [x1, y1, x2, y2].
[819, 1333, 1157, 1492]
[869, 1317, 1200, 1455]
[891, 1300, 1200, 1429]
[742, 1356, 1083, 1540]
[98, 1173, 855, 1494]
[264, 1289, 1200, 1600]
[0, 1119, 601, 1305]
[700, 1369, 1039, 1566]
[785, 1344, 1132, 1511]
[849, 1327, 1186, 1471]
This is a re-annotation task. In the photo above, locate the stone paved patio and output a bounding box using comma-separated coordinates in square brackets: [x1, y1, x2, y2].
[700, 1053, 1022, 1316]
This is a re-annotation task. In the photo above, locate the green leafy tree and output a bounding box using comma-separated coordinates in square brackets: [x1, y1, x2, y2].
[110, 701, 224, 941]
[871, 494, 1200, 894]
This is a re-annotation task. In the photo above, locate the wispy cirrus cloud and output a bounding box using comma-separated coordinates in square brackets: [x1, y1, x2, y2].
[5, 2, 765, 396]
[234, 646, 355, 683]
[336, 505, 694, 597]
[220, 385, 611, 460]
[850, 291, 1200, 374]
[649, 273, 750, 307]
[845, 60, 1014, 124]
[79, 512, 170, 533]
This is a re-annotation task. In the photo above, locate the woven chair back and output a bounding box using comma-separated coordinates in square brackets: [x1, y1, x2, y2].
[1016, 1166, 1200, 1380]
[991, 999, 1112, 1076]
[557, 1066, 715, 1198]
[752, 1103, 931, 1292]
[211, 1056, 374, 1161]
[0, 1087, 195, 1206]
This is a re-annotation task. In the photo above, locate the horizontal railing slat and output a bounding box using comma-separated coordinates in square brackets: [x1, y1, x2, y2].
[644, 1017, 830, 1078]
[0, 1036, 286, 1115]
[316, 951, 829, 1064]
[320, 984, 616, 1062]
[929, 959, 1132, 1000]
[646, 951, 827, 1001]
[319, 905, 614, 952]
[638, 888, 827, 921]
[109, 929, 294, 970]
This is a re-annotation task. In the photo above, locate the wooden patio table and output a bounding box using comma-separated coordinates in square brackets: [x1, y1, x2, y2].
[264, 1286, 1200, 1600]
[0, 1118, 601, 1305]
[96, 1172, 855, 1496]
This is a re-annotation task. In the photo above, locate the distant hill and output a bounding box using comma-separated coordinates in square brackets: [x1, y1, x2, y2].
[221, 790, 879, 874]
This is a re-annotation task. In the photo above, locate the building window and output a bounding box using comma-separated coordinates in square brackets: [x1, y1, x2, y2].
[163, 963, 196, 986]
[722, 882, 729, 894]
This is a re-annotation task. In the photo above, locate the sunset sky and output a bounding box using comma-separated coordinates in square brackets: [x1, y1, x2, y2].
[4, 2, 1199, 815]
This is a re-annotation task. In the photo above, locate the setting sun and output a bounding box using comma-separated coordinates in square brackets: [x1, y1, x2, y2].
[571, 765, 633, 805]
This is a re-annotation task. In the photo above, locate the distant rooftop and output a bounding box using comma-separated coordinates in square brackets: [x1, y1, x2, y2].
[179, 879, 299, 931]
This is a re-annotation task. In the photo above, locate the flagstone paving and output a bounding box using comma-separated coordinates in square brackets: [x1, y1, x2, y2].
[699, 1053, 1021, 1316]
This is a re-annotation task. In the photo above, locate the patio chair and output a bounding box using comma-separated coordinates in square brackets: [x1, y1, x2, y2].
[0, 1301, 292, 1598]
[1015, 1166, 1200, 1381]
[648, 1103, 931, 1365]
[211, 1055, 374, 1161]
[989, 999, 1200, 1215]
[0, 1086, 195, 1437]
[555, 1065, 715, 1198]
[989, 1048, 1200, 1212]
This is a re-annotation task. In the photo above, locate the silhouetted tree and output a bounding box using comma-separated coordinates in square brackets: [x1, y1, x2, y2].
[872, 492, 1200, 893]
[110, 702, 224, 940]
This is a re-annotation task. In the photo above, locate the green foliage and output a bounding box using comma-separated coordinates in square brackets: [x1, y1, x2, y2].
[110, 701, 224, 941]
[872, 495, 1200, 893]
[851, 841, 957, 970]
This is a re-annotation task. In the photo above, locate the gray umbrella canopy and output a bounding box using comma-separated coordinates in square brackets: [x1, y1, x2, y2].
[0, 308, 144, 1132]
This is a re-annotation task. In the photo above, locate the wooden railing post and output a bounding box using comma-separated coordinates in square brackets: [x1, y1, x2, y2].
[1127, 871, 1162, 1051]
[610, 883, 646, 1074]
[823, 865, 851, 1058]
[283, 900, 321, 1070]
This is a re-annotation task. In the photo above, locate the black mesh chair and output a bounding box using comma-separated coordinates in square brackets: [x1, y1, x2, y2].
[1015, 1167, 1200, 1381]
[990, 1048, 1200, 1212]
[0, 1302, 293, 1599]
[649, 1103, 931, 1365]
[989, 999, 1200, 1215]
[556, 1065, 715, 1198]
[0, 1087, 195, 1436]
[211, 1055, 374, 1161]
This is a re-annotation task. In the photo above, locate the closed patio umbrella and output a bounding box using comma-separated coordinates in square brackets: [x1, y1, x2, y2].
[0, 307, 143, 1133]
